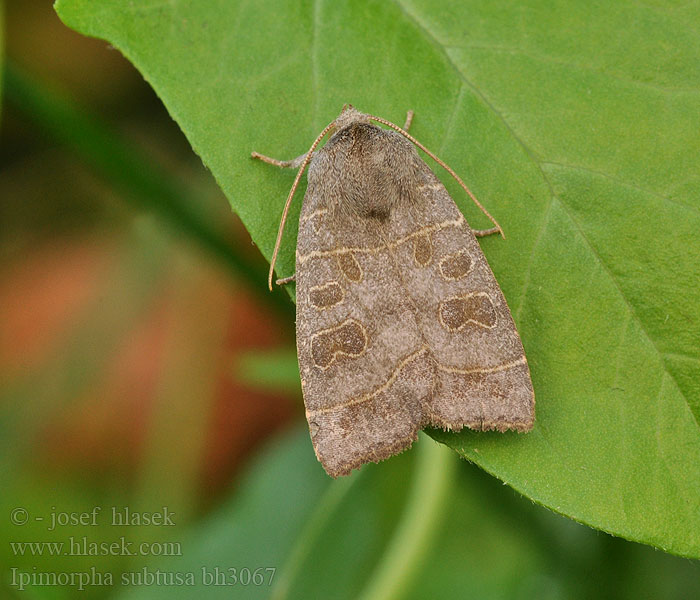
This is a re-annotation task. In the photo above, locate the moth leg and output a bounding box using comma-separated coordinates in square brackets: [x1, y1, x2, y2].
[473, 226, 502, 238]
[403, 110, 414, 132]
[251, 151, 307, 169]
[276, 274, 296, 286]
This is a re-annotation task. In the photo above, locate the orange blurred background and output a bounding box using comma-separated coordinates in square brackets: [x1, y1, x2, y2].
[1, 0, 299, 526]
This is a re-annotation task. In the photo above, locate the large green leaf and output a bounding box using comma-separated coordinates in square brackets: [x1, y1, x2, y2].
[55, 0, 700, 557]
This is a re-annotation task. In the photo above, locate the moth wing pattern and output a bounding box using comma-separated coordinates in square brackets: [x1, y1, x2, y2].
[399, 159, 534, 434]
[294, 121, 534, 477]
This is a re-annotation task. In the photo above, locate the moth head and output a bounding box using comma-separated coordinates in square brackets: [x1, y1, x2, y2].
[334, 105, 372, 131]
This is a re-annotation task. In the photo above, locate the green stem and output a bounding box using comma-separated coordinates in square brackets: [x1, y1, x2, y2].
[2, 60, 293, 320]
[358, 434, 456, 600]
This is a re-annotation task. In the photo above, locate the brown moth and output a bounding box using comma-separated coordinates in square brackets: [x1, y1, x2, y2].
[252, 105, 534, 477]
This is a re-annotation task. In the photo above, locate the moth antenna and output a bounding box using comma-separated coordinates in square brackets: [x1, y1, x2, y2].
[368, 115, 505, 239]
[268, 119, 337, 291]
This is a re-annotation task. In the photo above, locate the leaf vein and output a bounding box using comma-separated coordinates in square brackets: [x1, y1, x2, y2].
[541, 161, 700, 216]
[443, 44, 700, 97]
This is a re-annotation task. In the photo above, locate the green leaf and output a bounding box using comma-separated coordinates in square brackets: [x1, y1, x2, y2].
[55, 0, 700, 557]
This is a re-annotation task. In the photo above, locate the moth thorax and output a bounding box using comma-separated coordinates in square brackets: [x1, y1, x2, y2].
[330, 159, 400, 222]
[314, 122, 420, 222]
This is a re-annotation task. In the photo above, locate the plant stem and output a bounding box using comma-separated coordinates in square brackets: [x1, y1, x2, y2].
[357, 434, 456, 600]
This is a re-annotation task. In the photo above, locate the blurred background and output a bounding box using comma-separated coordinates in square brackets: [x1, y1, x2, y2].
[2, 0, 300, 595]
[1, 2, 699, 599]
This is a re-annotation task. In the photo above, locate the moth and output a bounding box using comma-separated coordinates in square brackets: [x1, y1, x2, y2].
[252, 105, 534, 477]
